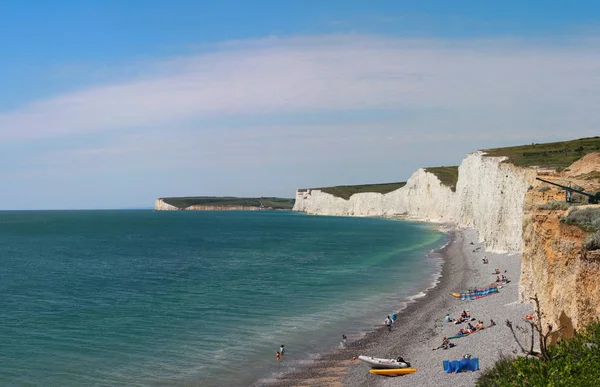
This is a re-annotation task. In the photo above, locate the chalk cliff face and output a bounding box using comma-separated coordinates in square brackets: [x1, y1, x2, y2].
[155, 199, 179, 211]
[294, 152, 536, 253]
[295, 151, 600, 337]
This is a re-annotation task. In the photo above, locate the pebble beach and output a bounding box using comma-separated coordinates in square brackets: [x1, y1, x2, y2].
[260, 226, 534, 387]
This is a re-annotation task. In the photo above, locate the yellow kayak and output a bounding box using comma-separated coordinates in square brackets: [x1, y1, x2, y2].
[369, 368, 417, 376]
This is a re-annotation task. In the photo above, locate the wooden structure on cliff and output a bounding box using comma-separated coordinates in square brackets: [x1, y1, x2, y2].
[536, 177, 600, 204]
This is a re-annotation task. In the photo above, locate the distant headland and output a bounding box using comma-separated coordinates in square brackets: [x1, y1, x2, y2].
[154, 197, 295, 211]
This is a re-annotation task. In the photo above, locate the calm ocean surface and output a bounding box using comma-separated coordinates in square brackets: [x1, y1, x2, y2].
[0, 210, 446, 386]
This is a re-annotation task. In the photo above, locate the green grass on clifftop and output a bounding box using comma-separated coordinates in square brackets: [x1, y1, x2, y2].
[311, 182, 406, 200]
[161, 197, 295, 210]
[424, 166, 459, 192]
[482, 136, 600, 170]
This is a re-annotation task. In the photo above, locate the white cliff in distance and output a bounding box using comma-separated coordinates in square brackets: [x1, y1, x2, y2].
[293, 152, 537, 254]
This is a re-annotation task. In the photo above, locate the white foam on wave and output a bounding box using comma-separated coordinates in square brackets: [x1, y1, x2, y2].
[406, 291, 428, 302]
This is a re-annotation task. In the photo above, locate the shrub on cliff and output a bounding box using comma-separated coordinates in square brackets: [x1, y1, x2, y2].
[583, 231, 600, 251]
[538, 201, 572, 210]
[561, 207, 600, 232]
[476, 321, 600, 387]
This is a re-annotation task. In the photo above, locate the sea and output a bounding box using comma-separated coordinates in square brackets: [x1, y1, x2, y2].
[0, 210, 447, 386]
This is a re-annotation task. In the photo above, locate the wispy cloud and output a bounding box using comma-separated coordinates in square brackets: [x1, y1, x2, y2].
[2, 34, 599, 143]
[2, 33, 600, 208]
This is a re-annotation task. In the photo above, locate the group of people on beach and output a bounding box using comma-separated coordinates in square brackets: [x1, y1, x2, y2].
[275, 344, 285, 366]
[492, 268, 510, 285]
[434, 309, 497, 350]
[457, 319, 495, 336]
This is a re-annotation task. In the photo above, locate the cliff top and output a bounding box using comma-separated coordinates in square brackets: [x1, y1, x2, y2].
[482, 136, 600, 170]
[160, 197, 295, 210]
[423, 166, 459, 192]
[309, 182, 407, 200]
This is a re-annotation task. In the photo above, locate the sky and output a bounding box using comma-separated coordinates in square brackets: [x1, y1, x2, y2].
[1, 1, 600, 210]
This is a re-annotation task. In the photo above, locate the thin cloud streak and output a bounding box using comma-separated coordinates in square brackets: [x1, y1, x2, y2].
[1, 35, 600, 142]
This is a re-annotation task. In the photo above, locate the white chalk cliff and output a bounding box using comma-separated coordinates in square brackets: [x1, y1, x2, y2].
[155, 199, 179, 211]
[294, 152, 537, 254]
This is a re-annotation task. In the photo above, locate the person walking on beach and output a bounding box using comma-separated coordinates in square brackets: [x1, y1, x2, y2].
[385, 316, 392, 332]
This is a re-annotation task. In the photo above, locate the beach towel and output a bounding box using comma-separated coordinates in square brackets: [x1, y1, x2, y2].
[442, 358, 479, 373]
[447, 332, 470, 340]
[443, 360, 461, 373]
[451, 286, 499, 301]
[469, 358, 479, 371]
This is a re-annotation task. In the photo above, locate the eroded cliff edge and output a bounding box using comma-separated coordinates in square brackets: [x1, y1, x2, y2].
[519, 154, 600, 339]
[293, 147, 600, 337]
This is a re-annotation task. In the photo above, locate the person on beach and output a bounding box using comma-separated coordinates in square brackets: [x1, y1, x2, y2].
[385, 316, 392, 331]
[341, 334, 347, 347]
[489, 319, 497, 327]
[275, 351, 281, 366]
[465, 310, 471, 318]
[391, 312, 397, 322]
[279, 344, 285, 357]
[433, 337, 454, 350]
[443, 313, 453, 323]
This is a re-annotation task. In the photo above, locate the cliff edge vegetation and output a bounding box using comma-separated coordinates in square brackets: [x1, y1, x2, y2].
[423, 166, 459, 192]
[482, 136, 600, 170]
[306, 182, 407, 200]
[159, 197, 295, 210]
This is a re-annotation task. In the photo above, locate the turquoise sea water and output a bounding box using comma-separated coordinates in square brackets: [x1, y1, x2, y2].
[0, 210, 446, 386]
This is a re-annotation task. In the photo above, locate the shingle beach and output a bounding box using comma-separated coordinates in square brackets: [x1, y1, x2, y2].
[259, 226, 533, 387]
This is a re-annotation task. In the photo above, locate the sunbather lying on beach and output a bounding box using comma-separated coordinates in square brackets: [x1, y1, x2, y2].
[433, 337, 456, 350]
[489, 319, 497, 327]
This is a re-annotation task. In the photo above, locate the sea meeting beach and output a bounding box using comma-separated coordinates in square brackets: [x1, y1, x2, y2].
[258, 225, 534, 387]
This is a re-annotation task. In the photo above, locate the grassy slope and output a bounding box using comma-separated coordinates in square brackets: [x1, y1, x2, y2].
[312, 182, 407, 201]
[482, 136, 600, 169]
[309, 167, 459, 200]
[161, 197, 295, 210]
[424, 166, 459, 192]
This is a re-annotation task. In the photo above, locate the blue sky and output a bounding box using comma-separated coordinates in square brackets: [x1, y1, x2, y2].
[1, 1, 600, 209]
